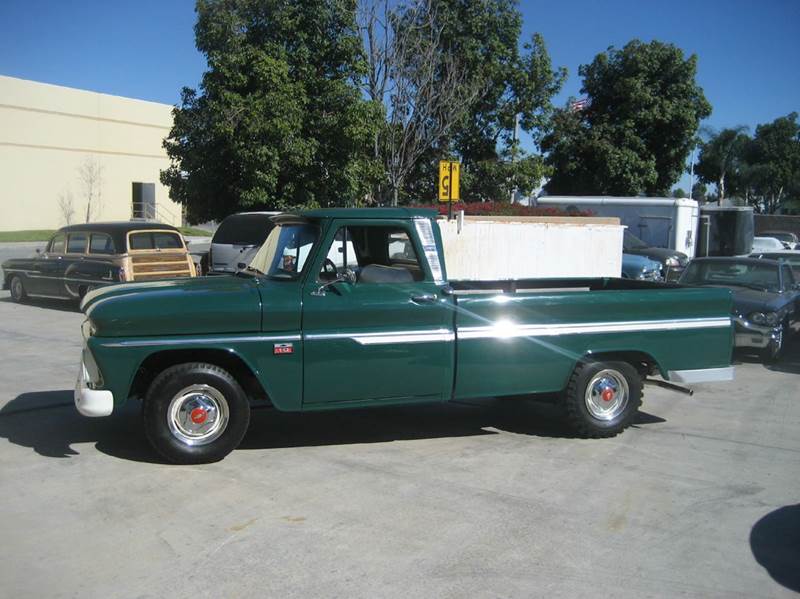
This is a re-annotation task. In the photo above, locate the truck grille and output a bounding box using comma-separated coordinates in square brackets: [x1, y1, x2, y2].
[130, 253, 193, 280]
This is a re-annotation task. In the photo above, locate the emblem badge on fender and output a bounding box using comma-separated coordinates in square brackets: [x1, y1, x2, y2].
[273, 343, 294, 355]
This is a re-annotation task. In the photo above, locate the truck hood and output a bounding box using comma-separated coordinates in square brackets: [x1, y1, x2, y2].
[82, 275, 262, 337]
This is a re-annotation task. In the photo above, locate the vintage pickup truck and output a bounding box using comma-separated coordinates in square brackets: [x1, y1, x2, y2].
[76, 208, 734, 463]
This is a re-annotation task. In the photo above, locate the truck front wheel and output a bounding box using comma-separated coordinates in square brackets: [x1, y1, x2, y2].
[143, 363, 251, 464]
[563, 361, 642, 438]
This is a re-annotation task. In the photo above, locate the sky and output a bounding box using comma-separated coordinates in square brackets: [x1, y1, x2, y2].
[1, 0, 798, 192]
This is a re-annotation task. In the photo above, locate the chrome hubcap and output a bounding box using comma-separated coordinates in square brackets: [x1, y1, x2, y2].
[585, 369, 629, 421]
[167, 384, 229, 446]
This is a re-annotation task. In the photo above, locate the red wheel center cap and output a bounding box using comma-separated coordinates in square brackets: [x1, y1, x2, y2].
[601, 388, 615, 402]
[190, 407, 208, 424]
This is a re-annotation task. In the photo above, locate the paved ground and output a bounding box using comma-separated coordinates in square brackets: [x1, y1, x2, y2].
[0, 271, 798, 597]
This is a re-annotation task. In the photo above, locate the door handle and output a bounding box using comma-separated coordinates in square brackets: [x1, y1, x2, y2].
[411, 293, 437, 304]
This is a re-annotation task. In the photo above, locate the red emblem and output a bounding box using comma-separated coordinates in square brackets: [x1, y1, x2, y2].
[190, 408, 208, 424]
[274, 343, 294, 355]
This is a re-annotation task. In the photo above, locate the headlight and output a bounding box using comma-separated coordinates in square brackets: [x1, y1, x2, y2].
[665, 256, 680, 267]
[749, 312, 780, 326]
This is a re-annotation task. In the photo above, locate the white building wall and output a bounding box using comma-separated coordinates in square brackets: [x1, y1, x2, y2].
[439, 217, 623, 280]
[0, 75, 181, 231]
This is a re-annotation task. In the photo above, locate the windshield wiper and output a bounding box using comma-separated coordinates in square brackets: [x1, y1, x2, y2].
[729, 282, 768, 292]
[234, 265, 265, 278]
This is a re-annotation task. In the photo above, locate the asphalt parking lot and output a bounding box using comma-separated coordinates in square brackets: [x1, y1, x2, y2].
[1, 270, 799, 597]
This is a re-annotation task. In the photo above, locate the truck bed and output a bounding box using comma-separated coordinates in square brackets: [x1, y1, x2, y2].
[449, 278, 732, 400]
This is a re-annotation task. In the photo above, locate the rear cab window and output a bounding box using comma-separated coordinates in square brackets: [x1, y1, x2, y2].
[212, 214, 275, 246]
[128, 231, 185, 252]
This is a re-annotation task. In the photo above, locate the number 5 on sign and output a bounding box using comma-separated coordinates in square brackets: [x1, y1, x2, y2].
[438, 161, 460, 202]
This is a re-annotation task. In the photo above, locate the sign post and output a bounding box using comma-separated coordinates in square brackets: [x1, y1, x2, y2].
[438, 160, 460, 220]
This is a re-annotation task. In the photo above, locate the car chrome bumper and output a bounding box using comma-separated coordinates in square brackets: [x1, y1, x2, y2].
[733, 317, 780, 349]
[668, 366, 735, 384]
[74, 359, 113, 417]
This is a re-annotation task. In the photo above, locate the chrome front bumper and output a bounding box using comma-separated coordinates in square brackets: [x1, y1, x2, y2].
[733, 317, 780, 350]
[74, 358, 113, 417]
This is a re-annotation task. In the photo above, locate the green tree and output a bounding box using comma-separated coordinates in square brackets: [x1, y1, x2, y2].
[694, 126, 750, 202]
[362, 0, 564, 203]
[671, 187, 687, 198]
[745, 112, 800, 213]
[691, 181, 708, 203]
[542, 40, 711, 196]
[162, 0, 381, 222]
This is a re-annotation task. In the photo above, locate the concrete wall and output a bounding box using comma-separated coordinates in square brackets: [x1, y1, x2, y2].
[0, 76, 181, 231]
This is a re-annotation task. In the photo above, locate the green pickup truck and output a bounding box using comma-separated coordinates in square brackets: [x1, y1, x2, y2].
[76, 208, 734, 463]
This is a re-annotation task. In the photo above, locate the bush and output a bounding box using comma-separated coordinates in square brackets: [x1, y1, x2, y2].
[411, 201, 591, 217]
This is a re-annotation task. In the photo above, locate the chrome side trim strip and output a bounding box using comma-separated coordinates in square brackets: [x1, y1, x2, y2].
[668, 367, 735, 384]
[305, 329, 454, 345]
[101, 334, 301, 348]
[457, 317, 731, 339]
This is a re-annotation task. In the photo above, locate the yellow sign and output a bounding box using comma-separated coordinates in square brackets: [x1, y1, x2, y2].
[438, 160, 460, 202]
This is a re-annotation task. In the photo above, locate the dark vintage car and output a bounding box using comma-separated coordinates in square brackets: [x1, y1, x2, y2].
[2, 222, 196, 303]
[623, 230, 688, 281]
[679, 257, 800, 359]
[750, 251, 800, 276]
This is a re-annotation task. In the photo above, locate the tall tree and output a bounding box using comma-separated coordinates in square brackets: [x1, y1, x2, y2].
[542, 40, 711, 197]
[358, 0, 564, 204]
[694, 126, 750, 202]
[162, 0, 382, 222]
[745, 112, 800, 213]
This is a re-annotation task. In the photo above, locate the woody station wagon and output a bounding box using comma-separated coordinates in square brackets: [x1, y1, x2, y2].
[3, 222, 196, 302]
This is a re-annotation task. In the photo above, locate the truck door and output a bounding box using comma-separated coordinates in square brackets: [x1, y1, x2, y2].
[302, 219, 454, 406]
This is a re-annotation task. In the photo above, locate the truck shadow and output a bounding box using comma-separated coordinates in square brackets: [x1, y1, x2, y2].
[749, 504, 800, 592]
[0, 390, 665, 464]
[733, 338, 800, 375]
[0, 296, 80, 313]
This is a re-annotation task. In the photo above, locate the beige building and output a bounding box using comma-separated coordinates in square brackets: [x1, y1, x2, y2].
[0, 75, 182, 232]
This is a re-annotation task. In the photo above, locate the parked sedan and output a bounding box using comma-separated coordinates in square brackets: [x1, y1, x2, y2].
[623, 230, 688, 281]
[621, 253, 663, 281]
[679, 257, 800, 359]
[751, 236, 786, 253]
[2, 222, 196, 303]
[759, 230, 799, 250]
[750, 251, 800, 279]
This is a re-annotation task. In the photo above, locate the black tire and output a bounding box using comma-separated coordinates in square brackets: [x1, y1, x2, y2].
[143, 362, 250, 464]
[563, 360, 642, 438]
[78, 284, 96, 300]
[9, 275, 27, 303]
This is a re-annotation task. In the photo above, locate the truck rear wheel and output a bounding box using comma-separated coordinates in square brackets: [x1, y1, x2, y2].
[143, 362, 250, 464]
[563, 360, 642, 438]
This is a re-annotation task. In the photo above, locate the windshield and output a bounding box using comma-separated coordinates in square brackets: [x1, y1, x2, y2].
[623, 230, 649, 250]
[681, 261, 780, 291]
[213, 214, 275, 246]
[248, 223, 318, 278]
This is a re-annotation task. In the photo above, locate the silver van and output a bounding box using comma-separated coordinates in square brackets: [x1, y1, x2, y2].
[208, 212, 278, 274]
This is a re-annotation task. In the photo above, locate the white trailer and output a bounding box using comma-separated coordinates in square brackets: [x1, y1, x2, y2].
[536, 197, 700, 258]
[438, 216, 623, 280]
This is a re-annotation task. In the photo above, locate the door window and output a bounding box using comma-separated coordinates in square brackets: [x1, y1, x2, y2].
[49, 234, 66, 254]
[89, 233, 115, 255]
[320, 225, 425, 283]
[66, 232, 88, 254]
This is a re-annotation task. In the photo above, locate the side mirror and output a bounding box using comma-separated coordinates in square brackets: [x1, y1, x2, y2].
[311, 268, 356, 297]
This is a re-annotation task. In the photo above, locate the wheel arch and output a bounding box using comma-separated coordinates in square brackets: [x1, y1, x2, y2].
[576, 350, 664, 379]
[129, 348, 271, 406]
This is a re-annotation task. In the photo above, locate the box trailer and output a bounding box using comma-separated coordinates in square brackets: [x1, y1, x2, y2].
[537, 197, 700, 258]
